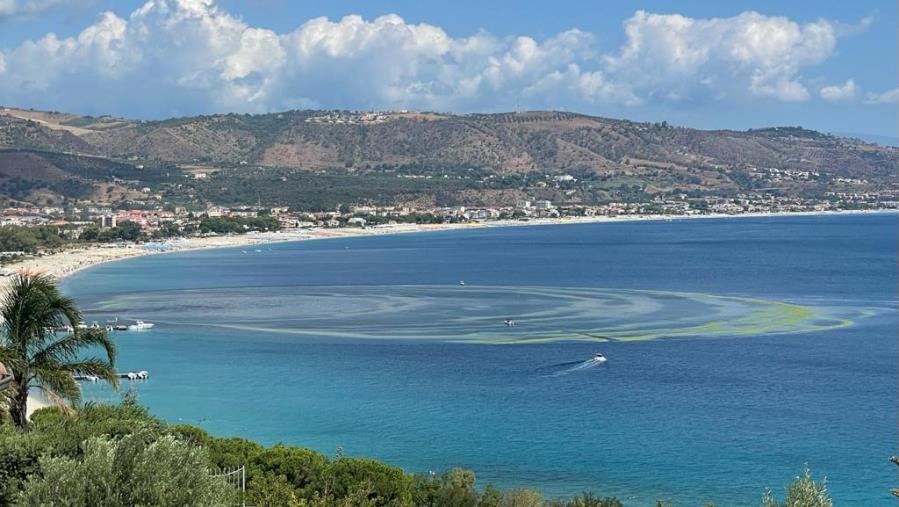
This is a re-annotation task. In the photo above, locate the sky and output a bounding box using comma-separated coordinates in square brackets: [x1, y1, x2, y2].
[0, 0, 895, 138]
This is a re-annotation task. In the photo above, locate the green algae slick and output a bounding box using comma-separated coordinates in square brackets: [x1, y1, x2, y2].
[95, 285, 872, 344]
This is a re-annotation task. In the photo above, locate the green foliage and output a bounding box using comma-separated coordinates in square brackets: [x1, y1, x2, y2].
[246, 471, 304, 507]
[547, 492, 624, 507]
[16, 433, 234, 507]
[0, 226, 65, 253]
[0, 423, 43, 504]
[186, 169, 475, 211]
[0, 401, 159, 505]
[325, 457, 414, 506]
[500, 488, 544, 507]
[198, 216, 279, 234]
[80, 220, 143, 243]
[761, 466, 832, 507]
[253, 445, 328, 494]
[207, 436, 264, 470]
[411, 468, 482, 507]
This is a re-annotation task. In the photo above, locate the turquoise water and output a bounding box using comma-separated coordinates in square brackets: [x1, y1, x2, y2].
[63, 215, 897, 505]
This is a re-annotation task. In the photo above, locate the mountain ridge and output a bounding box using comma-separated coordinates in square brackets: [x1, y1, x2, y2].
[0, 106, 896, 209]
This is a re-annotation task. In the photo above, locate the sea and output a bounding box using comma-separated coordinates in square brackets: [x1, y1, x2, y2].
[62, 213, 897, 506]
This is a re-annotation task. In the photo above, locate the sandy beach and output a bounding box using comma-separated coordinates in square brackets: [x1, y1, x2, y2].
[1, 209, 894, 295]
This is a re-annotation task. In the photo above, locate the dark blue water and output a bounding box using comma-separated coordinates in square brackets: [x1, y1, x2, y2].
[62, 214, 897, 506]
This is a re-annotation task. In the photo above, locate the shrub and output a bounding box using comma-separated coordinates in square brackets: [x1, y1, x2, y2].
[325, 457, 414, 506]
[15, 433, 234, 507]
[761, 466, 832, 507]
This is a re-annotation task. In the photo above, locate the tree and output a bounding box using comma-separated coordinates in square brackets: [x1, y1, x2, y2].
[115, 221, 143, 242]
[761, 466, 832, 507]
[0, 274, 117, 427]
[325, 457, 413, 506]
[15, 433, 234, 506]
[411, 468, 481, 507]
[500, 488, 543, 507]
[253, 445, 328, 495]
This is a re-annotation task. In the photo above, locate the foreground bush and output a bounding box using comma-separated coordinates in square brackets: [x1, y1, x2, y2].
[762, 467, 832, 507]
[0, 399, 837, 506]
[16, 433, 233, 506]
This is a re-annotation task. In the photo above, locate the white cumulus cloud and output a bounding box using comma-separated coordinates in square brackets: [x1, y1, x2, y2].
[605, 11, 838, 103]
[864, 88, 899, 104]
[819, 79, 857, 101]
[0, 1, 867, 116]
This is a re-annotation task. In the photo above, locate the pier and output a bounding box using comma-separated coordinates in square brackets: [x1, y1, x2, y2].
[74, 370, 149, 381]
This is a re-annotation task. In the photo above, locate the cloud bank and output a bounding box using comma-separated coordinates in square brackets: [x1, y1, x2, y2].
[0, 0, 873, 117]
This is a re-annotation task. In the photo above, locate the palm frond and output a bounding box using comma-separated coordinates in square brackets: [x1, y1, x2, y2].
[32, 328, 117, 368]
[32, 366, 83, 404]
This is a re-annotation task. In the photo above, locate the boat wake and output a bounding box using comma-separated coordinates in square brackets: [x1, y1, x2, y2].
[544, 358, 607, 377]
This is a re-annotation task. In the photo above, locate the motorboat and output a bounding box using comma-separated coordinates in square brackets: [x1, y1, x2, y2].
[593, 353, 607, 363]
[459, 280, 465, 286]
[504, 319, 516, 327]
[127, 320, 155, 331]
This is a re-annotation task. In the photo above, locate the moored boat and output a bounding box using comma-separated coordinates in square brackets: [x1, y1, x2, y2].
[127, 320, 155, 331]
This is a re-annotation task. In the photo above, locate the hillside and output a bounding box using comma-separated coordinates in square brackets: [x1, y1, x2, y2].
[0, 106, 896, 209]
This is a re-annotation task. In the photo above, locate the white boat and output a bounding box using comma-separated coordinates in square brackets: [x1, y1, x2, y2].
[459, 280, 465, 286]
[593, 353, 607, 363]
[127, 320, 155, 331]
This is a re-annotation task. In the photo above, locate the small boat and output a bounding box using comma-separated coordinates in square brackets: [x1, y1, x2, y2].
[127, 320, 155, 331]
[113, 324, 129, 331]
[593, 353, 607, 363]
[459, 280, 465, 286]
[504, 319, 516, 327]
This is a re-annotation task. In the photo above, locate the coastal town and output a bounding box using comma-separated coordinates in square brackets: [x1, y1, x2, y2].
[1, 189, 896, 245]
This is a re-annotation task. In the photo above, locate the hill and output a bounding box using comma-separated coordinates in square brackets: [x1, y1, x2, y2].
[0, 106, 896, 209]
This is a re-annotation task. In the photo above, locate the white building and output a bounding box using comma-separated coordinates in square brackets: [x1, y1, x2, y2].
[97, 215, 117, 228]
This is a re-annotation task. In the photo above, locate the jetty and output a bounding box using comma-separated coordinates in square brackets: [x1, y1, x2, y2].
[74, 370, 149, 381]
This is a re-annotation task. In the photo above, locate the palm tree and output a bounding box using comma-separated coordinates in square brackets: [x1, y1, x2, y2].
[0, 273, 117, 427]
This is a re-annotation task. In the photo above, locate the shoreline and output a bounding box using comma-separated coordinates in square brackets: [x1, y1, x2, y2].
[2, 208, 895, 291]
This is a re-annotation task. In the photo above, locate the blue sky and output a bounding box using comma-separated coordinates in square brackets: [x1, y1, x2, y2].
[0, 0, 895, 138]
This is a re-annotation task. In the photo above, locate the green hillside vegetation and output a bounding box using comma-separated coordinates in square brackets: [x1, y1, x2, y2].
[2, 108, 897, 210]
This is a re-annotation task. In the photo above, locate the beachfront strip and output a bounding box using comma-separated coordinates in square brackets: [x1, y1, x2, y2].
[3, 185, 898, 236]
